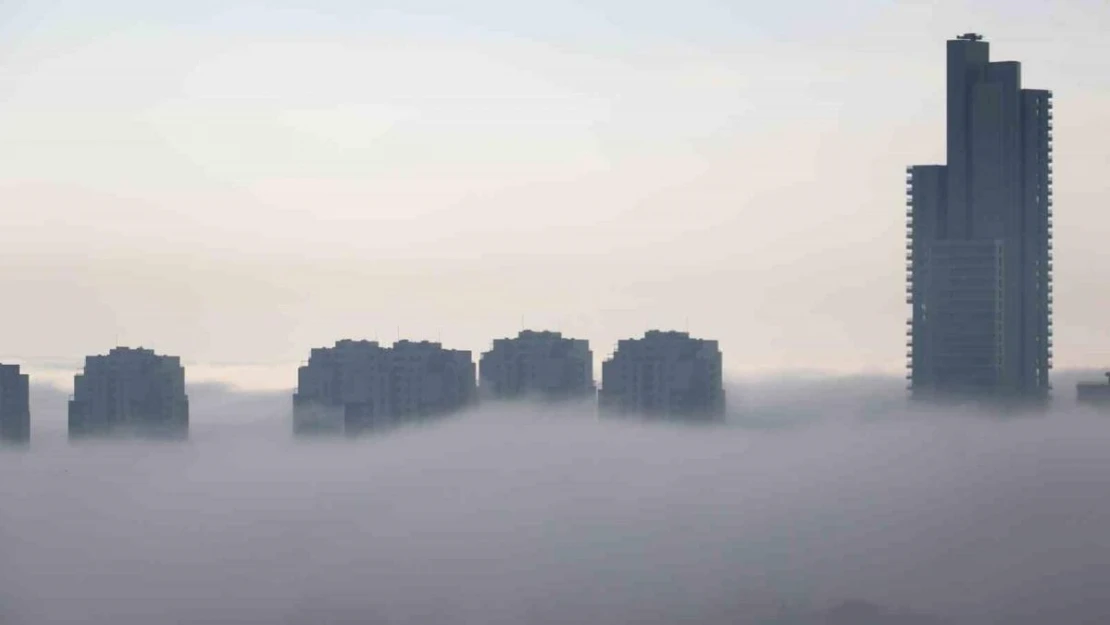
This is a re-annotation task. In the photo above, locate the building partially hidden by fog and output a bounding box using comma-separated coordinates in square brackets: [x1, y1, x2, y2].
[0, 364, 30, 445]
[1077, 372, 1110, 407]
[599, 330, 725, 419]
[906, 33, 1053, 402]
[294, 339, 476, 436]
[68, 347, 189, 439]
[479, 330, 595, 402]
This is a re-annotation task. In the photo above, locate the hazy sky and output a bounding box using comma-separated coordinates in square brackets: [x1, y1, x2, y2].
[2, 0, 1109, 388]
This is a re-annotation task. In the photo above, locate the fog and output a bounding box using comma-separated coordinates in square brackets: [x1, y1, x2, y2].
[3, 378, 1110, 624]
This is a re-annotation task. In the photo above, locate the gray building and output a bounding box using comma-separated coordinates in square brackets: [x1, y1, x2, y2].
[599, 330, 725, 419]
[479, 330, 595, 401]
[294, 339, 476, 436]
[0, 364, 30, 445]
[68, 347, 189, 439]
[1077, 372, 1110, 407]
[907, 33, 1053, 401]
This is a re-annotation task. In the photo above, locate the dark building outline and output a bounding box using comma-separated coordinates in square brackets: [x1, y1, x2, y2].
[907, 33, 1053, 402]
[0, 363, 30, 446]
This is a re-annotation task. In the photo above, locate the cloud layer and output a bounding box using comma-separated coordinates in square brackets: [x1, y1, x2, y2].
[3, 378, 1110, 624]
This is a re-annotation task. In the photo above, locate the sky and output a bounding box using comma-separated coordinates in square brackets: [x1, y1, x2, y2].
[2, 0, 1110, 389]
[4, 382, 1110, 624]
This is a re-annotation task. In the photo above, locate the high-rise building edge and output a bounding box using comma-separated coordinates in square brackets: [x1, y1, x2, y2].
[293, 339, 476, 436]
[68, 347, 190, 439]
[599, 330, 725, 419]
[479, 330, 595, 402]
[907, 33, 1053, 401]
[0, 364, 30, 445]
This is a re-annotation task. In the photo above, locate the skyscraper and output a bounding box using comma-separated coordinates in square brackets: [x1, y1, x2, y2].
[907, 33, 1053, 401]
[599, 330, 725, 419]
[68, 347, 190, 439]
[479, 330, 595, 402]
[0, 364, 30, 445]
[293, 339, 476, 436]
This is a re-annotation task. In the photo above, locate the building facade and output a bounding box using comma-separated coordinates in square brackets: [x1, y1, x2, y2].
[599, 330, 725, 418]
[479, 330, 595, 401]
[907, 33, 1053, 401]
[0, 364, 30, 445]
[68, 347, 189, 439]
[294, 339, 476, 436]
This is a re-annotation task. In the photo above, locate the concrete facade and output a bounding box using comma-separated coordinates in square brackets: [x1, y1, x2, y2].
[0, 363, 30, 445]
[907, 33, 1053, 401]
[294, 339, 476, 436]
[479, 330, 595, 401]
[599, 330, 725, 419]
[68, 347, 189, 439]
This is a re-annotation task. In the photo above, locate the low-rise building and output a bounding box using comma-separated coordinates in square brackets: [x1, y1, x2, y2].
[599, 330, 725, 419]
[294, 339, 476, 436]
[0, 363, 30, 445]
[68, 347, 189, 439]
[1077, 372, 1110, 407]
[479, 330, 594, 401]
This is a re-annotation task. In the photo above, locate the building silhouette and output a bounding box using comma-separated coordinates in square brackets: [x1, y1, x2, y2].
[479, 330, 595, 401]
[294, 339, 476, 436]
[907, 33, 1053, 401]
[1077, 372, 1110, 407]
[599, 330, 725, 419]
[68, 347, 189, 439]
[0, 364, 30, 445]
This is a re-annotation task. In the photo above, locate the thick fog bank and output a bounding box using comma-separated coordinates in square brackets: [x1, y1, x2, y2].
[2, 377, 1110, 624]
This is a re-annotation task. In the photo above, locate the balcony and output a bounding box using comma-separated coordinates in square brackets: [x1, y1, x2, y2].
[905, 296, 913, 304]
